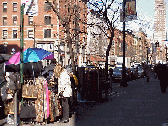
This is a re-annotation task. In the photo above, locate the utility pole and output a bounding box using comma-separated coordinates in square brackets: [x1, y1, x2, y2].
[15, 4, 24, 126]
[121, 0, 128, 87]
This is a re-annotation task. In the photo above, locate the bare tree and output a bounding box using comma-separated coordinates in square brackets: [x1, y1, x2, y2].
[87, 9, 109, 62]
[87, 0, 122, 80]
[46, 0, 87, 75]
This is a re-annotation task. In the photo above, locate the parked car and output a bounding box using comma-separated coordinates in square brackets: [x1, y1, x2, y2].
[112, 67, 122, 82]
[134, 63, 141, 68]
[109, 65, 115, 69]
[130, 67, 138, 80]
[137, 67, 145, 78]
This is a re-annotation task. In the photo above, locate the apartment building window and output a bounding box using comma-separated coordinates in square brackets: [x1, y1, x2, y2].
[28, 30, 34, 38]
[3, 17, 7, 25]
[44, 16, 51, 25]
[28, 16, 33, 25]
[13, 30, 17, 38]
[13, 16, 17, 25]
[44, 29, 51, 38]
[44, 1, 51, 12]
[3, 3, 7, 12]
[13, 3, 17, 12]
[3, 30, 7, 39]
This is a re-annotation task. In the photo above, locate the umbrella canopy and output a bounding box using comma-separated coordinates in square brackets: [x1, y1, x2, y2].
[6, 48, 54, 65]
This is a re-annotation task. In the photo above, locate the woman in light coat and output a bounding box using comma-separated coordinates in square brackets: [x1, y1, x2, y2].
[54, 64, 72, 123]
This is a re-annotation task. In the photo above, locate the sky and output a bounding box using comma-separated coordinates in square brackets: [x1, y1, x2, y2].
[88, 0, 168, 39]
[123, 0, 168, 39]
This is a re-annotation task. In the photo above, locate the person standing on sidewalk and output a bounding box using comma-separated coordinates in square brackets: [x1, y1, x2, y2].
[154, 64, 158, 79]
[143, 64, 150, 82]
[157, 64, 168, 93]
[54, 65, 72, 123]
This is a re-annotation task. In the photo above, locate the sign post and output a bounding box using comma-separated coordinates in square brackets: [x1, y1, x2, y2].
[120, 0, 137, 87]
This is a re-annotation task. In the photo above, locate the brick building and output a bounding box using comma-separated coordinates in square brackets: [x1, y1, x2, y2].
[0, 0, 87, 66]
[154, 0, 166, 43]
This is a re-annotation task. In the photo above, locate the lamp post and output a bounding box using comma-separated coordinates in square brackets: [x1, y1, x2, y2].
[120, 0, 128, 87]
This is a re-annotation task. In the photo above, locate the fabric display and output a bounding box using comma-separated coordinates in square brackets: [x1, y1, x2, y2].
[22, 80, 38, 98]
[43, 80, 50, 120]
[35, 77, 45, 123]
[52, 94, 60, 118]
[2, 70, 65, 124]
[49, 90, 54, 122]
[1, 72, 21, 116]
[4, 98, 21, 115]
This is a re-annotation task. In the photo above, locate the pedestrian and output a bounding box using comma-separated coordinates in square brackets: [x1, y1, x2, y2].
[144, 64, 150, 82]
[54, 64, 72, 123]
[157, 64, 168, 93]
[154, 64, 157, 78]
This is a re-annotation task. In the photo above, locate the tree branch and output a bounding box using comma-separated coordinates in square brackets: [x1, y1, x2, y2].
[88, 1, 103, 13]
[46, 0, 66, 24]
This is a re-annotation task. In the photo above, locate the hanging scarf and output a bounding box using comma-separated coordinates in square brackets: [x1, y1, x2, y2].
[44, 80, 50, 118]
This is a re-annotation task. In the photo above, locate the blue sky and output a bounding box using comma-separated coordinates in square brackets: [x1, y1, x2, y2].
[115, 0, 168, 38]
[88, 0, 168, 38]
[137, 0, 168, 28]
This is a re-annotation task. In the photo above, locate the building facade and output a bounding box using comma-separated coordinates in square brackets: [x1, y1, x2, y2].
[154, 0, 166, 43]
[0, 0, 87, 66]
[0, 0, 59, 54]
[87, 9, 109, 60]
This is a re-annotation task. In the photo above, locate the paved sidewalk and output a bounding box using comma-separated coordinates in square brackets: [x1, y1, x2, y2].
[75, 76, 168, 126]
[2, 75, 168, 126]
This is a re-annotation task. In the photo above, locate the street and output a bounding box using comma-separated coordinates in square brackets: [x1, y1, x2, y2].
[75, 76, 168, 126]
[2, 76, 168, 126]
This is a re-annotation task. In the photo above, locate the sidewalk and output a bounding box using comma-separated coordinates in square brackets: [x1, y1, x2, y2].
[1, 74, 165, 126]
[75, 75, 168, 126]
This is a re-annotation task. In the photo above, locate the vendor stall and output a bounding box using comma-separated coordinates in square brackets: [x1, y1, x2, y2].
[1, 65, 64, 125]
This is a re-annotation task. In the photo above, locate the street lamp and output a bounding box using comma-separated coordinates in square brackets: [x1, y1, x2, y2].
[120, 0, 128, 87]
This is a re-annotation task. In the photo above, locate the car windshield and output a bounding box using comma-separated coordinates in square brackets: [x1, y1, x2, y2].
[113, 67, 122, 72]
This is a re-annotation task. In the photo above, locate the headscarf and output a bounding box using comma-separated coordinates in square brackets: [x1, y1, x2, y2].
[54, 64, 64, 78]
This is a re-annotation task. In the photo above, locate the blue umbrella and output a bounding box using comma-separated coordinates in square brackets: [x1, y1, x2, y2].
[6, 47, 54, 65]
[24, 47, 53, 63]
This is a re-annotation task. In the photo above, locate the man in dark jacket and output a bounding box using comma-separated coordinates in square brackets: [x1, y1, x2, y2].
[157, 64, 168, 93]
[154, 64, 158, 78]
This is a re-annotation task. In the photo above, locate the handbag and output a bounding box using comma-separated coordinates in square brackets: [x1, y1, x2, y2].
[20, 101, 36, 118]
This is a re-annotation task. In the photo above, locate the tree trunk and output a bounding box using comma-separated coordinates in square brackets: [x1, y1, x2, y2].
[105, 37, 113, 81]
[65, 24, 76, 75]
[69, 39, 76, 75]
